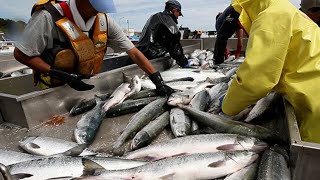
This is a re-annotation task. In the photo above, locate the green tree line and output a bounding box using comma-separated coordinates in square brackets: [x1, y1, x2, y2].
[0, 18, 26, 40]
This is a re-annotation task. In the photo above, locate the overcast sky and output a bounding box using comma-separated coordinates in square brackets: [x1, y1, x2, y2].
[0, 0, 301, 31]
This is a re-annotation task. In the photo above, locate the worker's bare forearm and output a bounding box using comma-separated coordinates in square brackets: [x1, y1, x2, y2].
[127, 47, 157, 75]
[236, 29, 244, 45]
[14, 48, 51, 74]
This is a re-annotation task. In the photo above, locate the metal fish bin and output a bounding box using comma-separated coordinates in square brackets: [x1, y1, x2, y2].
[4, 38, 319, 179]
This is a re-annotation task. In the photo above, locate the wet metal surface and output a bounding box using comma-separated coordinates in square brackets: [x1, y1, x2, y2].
[0, 112, 174, 156]
[0, 57, 173, 128]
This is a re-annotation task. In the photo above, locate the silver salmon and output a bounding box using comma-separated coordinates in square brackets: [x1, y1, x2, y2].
[77, 151, 258, 180]
[113, 98, 168, 149]
[124, 134, 267, 161]
[131, 111, 170, 150]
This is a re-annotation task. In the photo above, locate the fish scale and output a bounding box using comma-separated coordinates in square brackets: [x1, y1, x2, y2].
[0, 149, 43, 166]
[224, 161, 258, 180]
[257, 147, 291, 180]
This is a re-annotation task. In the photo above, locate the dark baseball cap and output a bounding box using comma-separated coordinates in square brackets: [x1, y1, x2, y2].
[165, 0, 183, 16]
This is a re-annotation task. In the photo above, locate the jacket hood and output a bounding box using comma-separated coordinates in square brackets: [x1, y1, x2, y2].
[163, 9, 178, 24]
[231, 0, 274, 33]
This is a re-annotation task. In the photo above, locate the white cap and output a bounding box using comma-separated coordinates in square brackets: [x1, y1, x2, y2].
[89, 0, 117, 13]
[301, 0, 320, 12]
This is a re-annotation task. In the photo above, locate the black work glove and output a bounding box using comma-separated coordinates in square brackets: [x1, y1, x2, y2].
[49, 69, 94, 91]
[149, 71, 175, 96]
[176, 56, 190, 68]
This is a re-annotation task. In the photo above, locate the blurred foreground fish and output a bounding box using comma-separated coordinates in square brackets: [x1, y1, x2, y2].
[8, 156, 146, 180]
[125, 134, 267, 161]
[76, 151, 258, 180]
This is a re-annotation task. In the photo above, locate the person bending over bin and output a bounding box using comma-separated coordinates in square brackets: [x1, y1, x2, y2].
[221, 0, 320, 143]
[14, 0, 174, 96]
[214, 5, 244, 64]
[135, 0, 189, 68]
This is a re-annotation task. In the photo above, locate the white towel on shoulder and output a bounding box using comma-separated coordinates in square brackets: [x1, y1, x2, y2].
[69, 0, 96, 36]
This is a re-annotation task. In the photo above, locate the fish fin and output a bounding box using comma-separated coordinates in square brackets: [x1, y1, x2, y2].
[71, 178, 88, 180]
[11, 173, 33, 180]
[76, 99, 87, 106]
[122, 72, 132, 83]
[82, 158, 106, 176]
[25, 142, 41, 149]
[46, 176, 73, 180]
[176, 104, 187, 109]
[19, 135, 37, 143]
[160, 173, 175, 180]
[216, 144, 240, 151]
[171, 153, 188, 158]
[184, 77, 194, 81]
[205, 77, 212, 83]
[142, 155, 159, 161]
[61, 144, 87, 156]
[100, 91, 113, 101]
[70, 99, 86, 114]
[94, 94, 103, 104]
[208, 160, 226, 168]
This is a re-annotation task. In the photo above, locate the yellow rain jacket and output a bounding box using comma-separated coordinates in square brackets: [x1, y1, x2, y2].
[222, 0, 320, 143]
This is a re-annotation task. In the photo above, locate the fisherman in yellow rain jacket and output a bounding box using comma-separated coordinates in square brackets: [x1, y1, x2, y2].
[222, 0, 320, 143]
